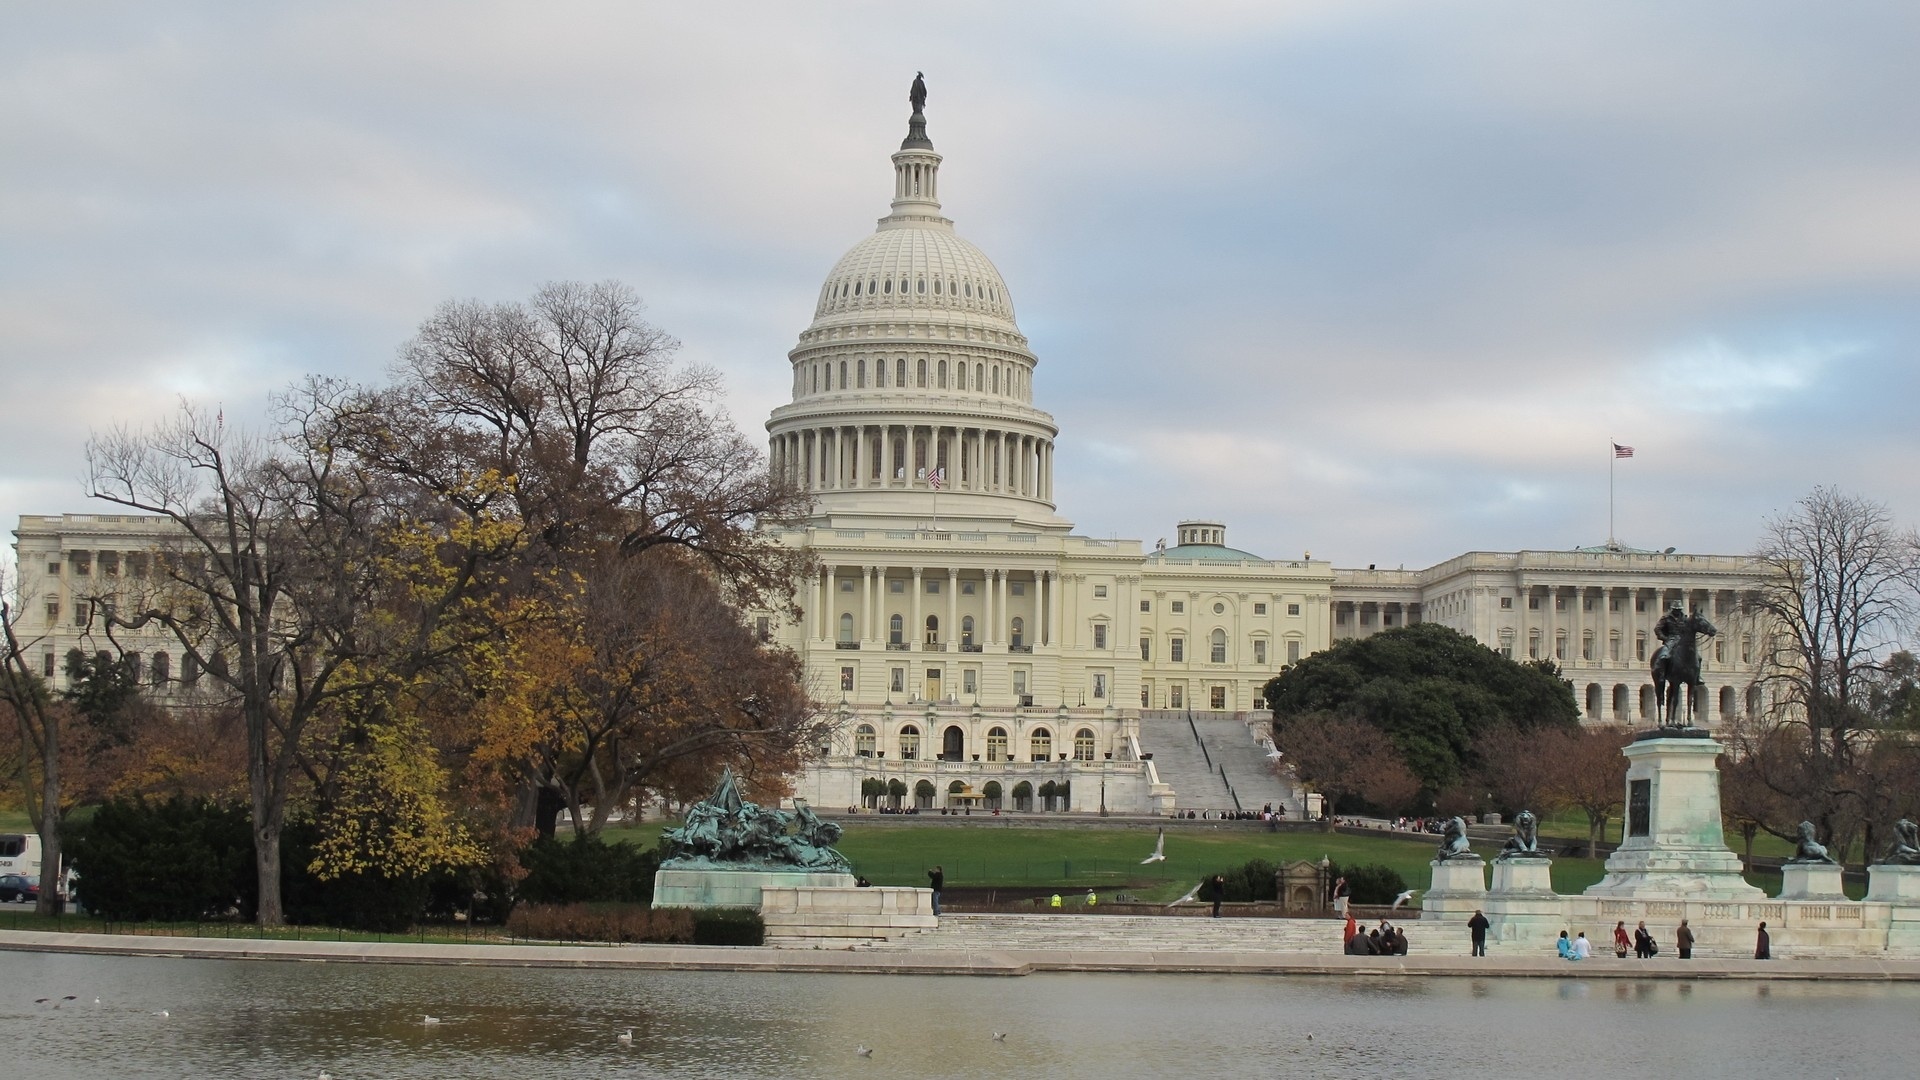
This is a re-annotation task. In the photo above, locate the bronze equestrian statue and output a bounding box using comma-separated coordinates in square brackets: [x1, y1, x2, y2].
[1651, 603, 1716, 727]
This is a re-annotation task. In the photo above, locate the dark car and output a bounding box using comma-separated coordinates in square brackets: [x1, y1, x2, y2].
[0, 874, 37, 903]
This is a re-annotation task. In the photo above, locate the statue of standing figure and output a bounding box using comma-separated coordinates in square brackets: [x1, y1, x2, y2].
[1651, 603, 1717, 727]
[909, 71, 928, 115]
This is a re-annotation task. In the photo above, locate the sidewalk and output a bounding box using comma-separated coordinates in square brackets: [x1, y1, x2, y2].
[5, 927, 1919, 980]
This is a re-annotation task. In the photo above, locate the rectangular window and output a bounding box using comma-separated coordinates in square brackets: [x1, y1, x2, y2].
[1582, 638, 1594, 661]
[1583, 598, 1595, 611]
[1140, 600, 1151, 612]
[42, 651, 55, 677]
[840, 579, 855, 592]
[1254, 640, 1267, 665]
[891, 668, 904, 693]
[926, 580, 940, 594]
[1635, 598, 1647, 612]
[1610, 638, 1621, 661]
[1254, 602, 1267, 615]
[1210, 686, 1226, 710]
[1171, 601, 1184, 613]
[73, 602, 88, 627]
[1093, 585, 1108, 598]
[840, 666, 854, 691]
[1092, 673, 1107, 699]
[1092, 624, 1107, 650]
[963, 669, 977, 694]
[1171, 638, 1184, 662]
[755, 616, 771, 642]
[1554, 638, 1566, 661]
[1141, 686, 1150, 707]
[1628, 779, 1652, 837]
[1500, 597, 1513, 609]
[1500, 646, 1513, 659]
[961, 581, 975, 595]
[1554, 596, 1566, 611]
[47, 561, 60, 576]
[1286, 640, 1301, 664]
[72, 553, 91, 575]
[1170, 685, 1184, 708]
[1528, 639, 1540, 660]
[45, 600, 60, 621]
[1013, 669, 1027, 697]
[1636, 637, 1648, 661]
[1286, 603, 1300, 616]
[1140, 638, 1151, 661]
[1011, 582, 1026, 596]
[1610, 597, 1623, 612]
[1528, 596, 1541, 609]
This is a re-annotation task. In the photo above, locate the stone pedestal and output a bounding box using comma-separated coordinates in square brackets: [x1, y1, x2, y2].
[1584, 735, 1763, 901]
[1485, 857, 1563, 944]
[1779, 862, 1846, 901]
[1424, 857, 1487, 922]
[760, 885, 937, 948]
[1867, 865, 1920, 952]
[652, 867, 856, 910]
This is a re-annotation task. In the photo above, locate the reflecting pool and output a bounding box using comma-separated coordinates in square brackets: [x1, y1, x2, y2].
[4, 951, 1914, 1078]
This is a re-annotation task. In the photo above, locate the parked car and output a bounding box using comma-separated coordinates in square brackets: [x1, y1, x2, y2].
[0, 873, 38, 903]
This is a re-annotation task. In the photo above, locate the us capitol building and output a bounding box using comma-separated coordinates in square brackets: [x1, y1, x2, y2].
[9, 88, 1774, 818]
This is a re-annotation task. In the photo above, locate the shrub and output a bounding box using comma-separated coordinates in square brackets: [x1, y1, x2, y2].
[277, 821, 431, 933]
[1328, 862, 1409, 906]
[508, 902, 696, 943]
[1218, 858, 1280, 902]
[516, 835, 658, 906]
[691, 907, 765, 946]
[67, 797, 254, 922]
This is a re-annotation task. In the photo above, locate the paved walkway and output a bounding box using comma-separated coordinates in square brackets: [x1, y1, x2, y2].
[5, 924, 1918, 981]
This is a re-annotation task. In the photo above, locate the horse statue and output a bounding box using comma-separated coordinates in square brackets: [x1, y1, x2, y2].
[1650, 604, 1717, 727]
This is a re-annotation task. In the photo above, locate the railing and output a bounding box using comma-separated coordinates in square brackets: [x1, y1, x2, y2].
[960, 644, 983, 653]
[923, 642, 947, 652]
[886, 643, 910, 651]
[1009, 645, 1032, 654]
[835, 642, 861, 650]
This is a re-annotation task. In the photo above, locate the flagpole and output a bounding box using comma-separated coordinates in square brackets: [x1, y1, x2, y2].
[1609, 438, 1615, 546]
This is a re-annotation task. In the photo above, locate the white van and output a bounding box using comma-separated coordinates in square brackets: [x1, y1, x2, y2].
[0, 833, 42, 877]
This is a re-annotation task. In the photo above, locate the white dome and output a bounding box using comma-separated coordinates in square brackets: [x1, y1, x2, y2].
[810, 225, 1017, 327]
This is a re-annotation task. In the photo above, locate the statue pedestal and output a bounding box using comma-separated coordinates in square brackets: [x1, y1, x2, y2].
[1867, 865, 1920, 951]
[1584, 735, 1763, 901]
[652, 867, 856, 910]
[1486, 858, 1563, 945]
[1779, 863, 1846, 901]
[1423, 858, 1487, 922]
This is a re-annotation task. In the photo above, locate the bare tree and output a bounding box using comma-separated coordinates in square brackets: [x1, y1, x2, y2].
[0, 579, 69, 915]
[84, 398, 399, 925]
[1272, 711, 1421, 823]
[1547, 725, 1632, 853]
[1748, 486, 1919, 850]
[1476, 723, 1570, 820]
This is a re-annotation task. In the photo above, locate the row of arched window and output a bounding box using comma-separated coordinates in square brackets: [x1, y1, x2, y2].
[840, 613, 1026, 649]
[58, 646, 227, 689]
[859, 777, 1070, 811]
[854, 723, 1098, 762]
[816, 272, 1006, 317]
[797, 354, 1028, 399]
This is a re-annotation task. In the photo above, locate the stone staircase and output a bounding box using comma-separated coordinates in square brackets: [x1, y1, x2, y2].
[855, 912, 1774, 959]
[1137, 713, 1301, 814]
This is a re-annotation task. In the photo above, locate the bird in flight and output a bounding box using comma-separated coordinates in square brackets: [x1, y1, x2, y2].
[991, 1031, 1008, 1041]
[1141, 829, 1167, 864]
[855, 1044, 874, 1057]
[1391, 890, 1417, 910]
[1166, 880, 1205, 907]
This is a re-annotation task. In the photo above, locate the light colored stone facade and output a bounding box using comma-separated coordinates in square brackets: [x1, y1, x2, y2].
[8, 513, 184, 695]
[1333, 546, 1769, 727]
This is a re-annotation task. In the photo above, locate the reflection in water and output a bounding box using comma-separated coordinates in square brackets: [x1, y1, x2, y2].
[1, 952, 1916, 1079]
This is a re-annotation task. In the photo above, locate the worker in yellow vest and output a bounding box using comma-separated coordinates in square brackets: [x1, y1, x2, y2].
[1086, 890, 1098, 907]
[1049, 893, 1062, 908]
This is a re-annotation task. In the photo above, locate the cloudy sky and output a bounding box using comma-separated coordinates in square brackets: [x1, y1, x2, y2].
[6, 1, 1917, 571]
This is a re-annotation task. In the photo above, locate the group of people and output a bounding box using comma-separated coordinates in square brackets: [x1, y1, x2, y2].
[1467, 910, 1768, 960]
[1169, 808, 1285, 821]
[1343, 915, 1409, 955]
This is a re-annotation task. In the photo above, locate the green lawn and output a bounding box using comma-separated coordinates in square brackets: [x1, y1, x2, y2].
[1532, 807, 1864, 864]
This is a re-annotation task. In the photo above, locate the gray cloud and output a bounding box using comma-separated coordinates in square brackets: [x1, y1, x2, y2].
[4, 1, 1917, 576]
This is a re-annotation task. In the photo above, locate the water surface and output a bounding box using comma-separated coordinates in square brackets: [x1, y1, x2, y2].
[4, 952, 1911, 1078]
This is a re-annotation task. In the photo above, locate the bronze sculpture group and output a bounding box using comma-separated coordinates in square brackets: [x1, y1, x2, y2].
[661, 767, 852, 873]
[1651, 603, 1717, 728]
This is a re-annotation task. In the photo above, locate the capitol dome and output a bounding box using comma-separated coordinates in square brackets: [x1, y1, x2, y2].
[767, 91, 1065, 532]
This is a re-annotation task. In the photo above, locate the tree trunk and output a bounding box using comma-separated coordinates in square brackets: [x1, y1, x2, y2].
[1587, 813, 1604, 854]
[534, 786, 564, 840]
[33, 703, 63, 917]
[248, 697, 284, 926]
[254, 822, 283, 926]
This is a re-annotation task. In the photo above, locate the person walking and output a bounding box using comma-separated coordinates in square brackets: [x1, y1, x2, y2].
[1613, 920, 1631, 958]
[1208, 874, 1227, 918]
[1755, 921, 1771, 960]
[1675, 919, 1695, 960]
[926, 865, 944, 916]
[1331, 876, 1350, 919]
[1468, 909, 1490, 957]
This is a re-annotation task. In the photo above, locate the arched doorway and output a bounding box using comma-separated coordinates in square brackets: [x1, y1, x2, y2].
[1011, 781, 1033, 812]
[942, 725, 965, 761]
[914, 779, 936, 809]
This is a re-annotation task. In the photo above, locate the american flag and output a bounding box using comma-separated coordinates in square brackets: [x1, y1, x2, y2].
[1613, 443, 1635, 459]
[928, 467, 945, 490]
